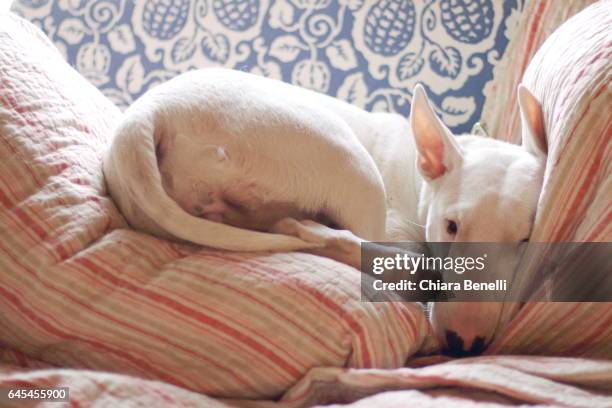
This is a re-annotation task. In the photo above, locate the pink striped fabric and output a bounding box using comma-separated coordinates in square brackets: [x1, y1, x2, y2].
[0, 13, 429, 399]
[278, 356, 612, 408]
[480, 0, 612, 358]
[2, 355, 611, 407]
[481, 0, 601, 144]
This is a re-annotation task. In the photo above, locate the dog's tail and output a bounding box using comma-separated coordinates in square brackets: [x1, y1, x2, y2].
[103, 112, 319, 252]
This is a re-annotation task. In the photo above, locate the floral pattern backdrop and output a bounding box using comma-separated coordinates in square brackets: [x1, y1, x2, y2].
[11, 0, 524, 134]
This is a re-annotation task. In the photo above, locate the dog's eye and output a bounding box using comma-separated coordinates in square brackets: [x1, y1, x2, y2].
[521, 238, 530, 243]
[446, 220, 458, 235]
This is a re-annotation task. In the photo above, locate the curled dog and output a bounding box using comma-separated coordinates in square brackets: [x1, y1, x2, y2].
[104, 68, 547, 354]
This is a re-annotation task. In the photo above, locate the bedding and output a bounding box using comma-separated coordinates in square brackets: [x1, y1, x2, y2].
[0, 0, 611, 407]
[0, 11, 430, 400]
[1, 355, 611, 407]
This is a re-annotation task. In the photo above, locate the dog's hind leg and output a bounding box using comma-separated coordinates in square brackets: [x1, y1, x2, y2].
[320, 169, 387, 242]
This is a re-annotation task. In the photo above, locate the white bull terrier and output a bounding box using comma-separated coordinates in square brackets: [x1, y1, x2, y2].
[104, 68, 547, 354]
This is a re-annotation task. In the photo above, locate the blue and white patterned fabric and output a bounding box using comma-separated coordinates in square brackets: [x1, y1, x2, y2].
[10, 0, 524, 133]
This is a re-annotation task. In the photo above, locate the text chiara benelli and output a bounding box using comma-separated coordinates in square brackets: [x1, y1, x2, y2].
[372, 279, 507, 292]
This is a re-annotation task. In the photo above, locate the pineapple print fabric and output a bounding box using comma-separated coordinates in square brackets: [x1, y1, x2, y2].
[11, 0, 524, 134]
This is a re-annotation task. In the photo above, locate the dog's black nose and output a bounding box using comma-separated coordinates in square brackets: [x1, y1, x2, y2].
[443, 330, 487, 357]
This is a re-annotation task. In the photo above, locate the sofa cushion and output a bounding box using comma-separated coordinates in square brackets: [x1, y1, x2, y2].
[483, 0, 611, 357]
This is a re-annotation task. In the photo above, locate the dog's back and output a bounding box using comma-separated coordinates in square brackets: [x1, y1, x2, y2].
[104, 69, 388, 250]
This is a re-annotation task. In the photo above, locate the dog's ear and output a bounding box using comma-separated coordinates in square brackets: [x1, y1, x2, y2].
[518, 84, 547, 159]
[410, 84, 463, 181]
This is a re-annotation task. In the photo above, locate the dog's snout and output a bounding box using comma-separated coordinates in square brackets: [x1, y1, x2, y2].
[443, 330, 487, 357]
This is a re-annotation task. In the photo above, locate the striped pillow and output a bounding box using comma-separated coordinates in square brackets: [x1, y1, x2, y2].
[0, 13, 430, 399]
[483, 0, 611, 357]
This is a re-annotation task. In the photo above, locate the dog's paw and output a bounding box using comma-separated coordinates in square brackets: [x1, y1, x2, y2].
[270, 218, 362, 268]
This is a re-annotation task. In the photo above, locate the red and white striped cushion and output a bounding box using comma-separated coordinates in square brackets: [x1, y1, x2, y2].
[482, 0, 611, 357]
[0, 13, 430, 399]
